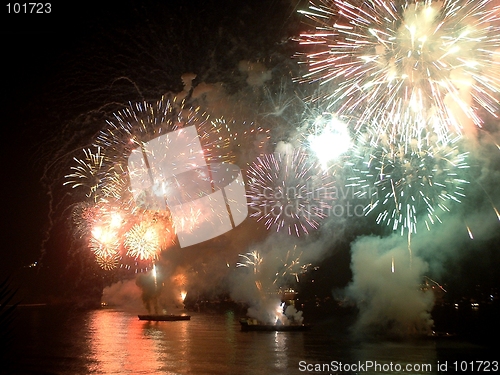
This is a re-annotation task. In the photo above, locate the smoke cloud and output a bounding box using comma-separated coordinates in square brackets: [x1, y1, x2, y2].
[102, 280, 143, 312]
[344, 235, 435, 338]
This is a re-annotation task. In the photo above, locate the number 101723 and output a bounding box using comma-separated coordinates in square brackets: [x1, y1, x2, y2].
[6, 3, 51, 13]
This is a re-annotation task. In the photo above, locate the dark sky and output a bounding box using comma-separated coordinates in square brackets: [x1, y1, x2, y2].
[2, 1, 499, 304]
[2, 5, 89, 265]
[2, 5, 131, 246]
[2, 3, 130, 299]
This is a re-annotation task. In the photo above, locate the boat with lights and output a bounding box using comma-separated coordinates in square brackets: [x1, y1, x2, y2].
[239, 318, 311, 332]
[138, 314, 191, 321]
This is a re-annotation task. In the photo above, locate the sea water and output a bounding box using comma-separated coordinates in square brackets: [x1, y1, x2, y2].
[4, 305, 497, 375]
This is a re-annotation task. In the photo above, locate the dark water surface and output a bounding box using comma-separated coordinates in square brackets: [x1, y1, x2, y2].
[5, 306, 498, 374]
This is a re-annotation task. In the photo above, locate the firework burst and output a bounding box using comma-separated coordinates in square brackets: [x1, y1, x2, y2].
[297, 0, 500, 140]
[246, 149, 335, 236]
[64, 95, 209, 270]
[299, 109, 352, 169]
[95, 253, 121, 271]
[91, 95, 210, 208]
[124, 221, 162, 261]
[350, 133, 470, 235]
[236, 247, 313, 293]
[94, 95, 206, 162]
[89, 225, 121, 258]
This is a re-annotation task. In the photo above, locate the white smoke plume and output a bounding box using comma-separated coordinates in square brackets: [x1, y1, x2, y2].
[101, 279, 144, 312]
[344, 235, 435, 338]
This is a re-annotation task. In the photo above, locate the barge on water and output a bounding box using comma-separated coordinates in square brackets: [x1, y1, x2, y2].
[239, 318, 311, 332]
[138, 314, 191, 321]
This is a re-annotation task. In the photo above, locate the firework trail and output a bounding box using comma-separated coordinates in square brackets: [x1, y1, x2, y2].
[236, 250, 267, 300]
[261, 79, 301, 120]
[273, 245, 312, 285]
[236, 247, 311, 289]
[235, 247, 309, 325]
[64, 147, 105, 201]
[246, 149, 335, 237]
[237, 251, 264, 276]
[297, 0, 500, 141]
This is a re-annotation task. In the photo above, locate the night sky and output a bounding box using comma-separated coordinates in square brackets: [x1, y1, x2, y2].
[2, 0, 499, 309]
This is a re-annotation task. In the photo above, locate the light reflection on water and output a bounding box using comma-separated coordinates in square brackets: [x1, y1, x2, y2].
[88, 310, 163, 374]
[8, 306, 495, 375]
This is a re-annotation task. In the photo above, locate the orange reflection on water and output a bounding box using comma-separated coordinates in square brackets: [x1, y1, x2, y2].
[87, 310, 162, 374]
[144, 315, 191, 374]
